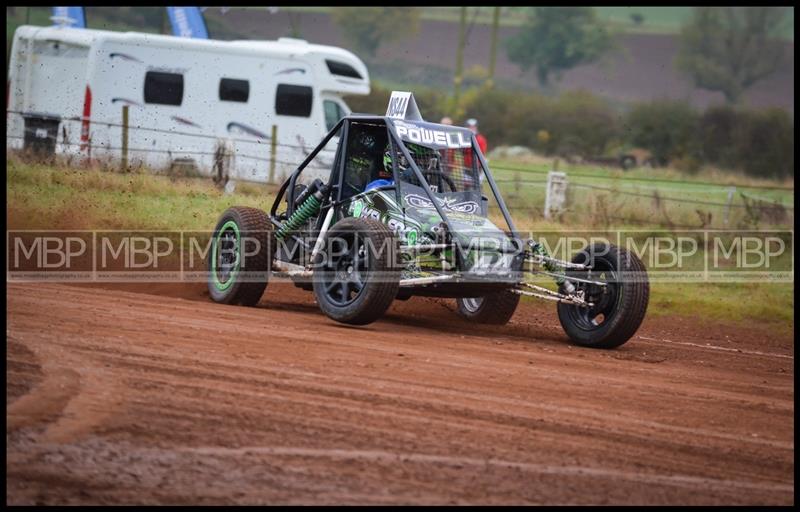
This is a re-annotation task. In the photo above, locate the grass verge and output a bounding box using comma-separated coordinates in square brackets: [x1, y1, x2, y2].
[7, 158, 793, 334]
[7, 158, 276, 231]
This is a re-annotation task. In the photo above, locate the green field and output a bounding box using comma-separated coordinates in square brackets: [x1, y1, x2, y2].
[416, 7, 708, 33]
[276, 6, 794, 41]
[487, 157, 794, 231]
[597, 7, 792, 39]
[7, 157, 794, 331]
[8, 7, 794, 44]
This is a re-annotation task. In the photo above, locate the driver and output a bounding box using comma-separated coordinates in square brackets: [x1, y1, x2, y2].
[364, 143, 440, 192]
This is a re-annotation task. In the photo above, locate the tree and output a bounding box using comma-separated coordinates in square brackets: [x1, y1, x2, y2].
[331, 7, 420, 58]
[487, 7, 501, 87]
[676, 7, 788, 105]
[624, 100, 700, 167]
[505, 7, 612, 87]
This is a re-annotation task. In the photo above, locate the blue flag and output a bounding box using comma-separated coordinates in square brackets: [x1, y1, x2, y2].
[166, 7, 209, 39]
[51, 7, 86, 28]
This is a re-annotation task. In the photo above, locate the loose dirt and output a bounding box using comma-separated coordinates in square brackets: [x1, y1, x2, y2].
[6, 281, 794, 505]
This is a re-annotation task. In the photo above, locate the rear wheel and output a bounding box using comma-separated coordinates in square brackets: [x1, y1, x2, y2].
[313, 217, 400, 325]
[557, 243, 649, 349]
[456, 290, 520, 325]
[207, 207, 274, 306]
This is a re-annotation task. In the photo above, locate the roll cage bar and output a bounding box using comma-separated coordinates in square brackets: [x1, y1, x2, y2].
[269, 115, 523, 271]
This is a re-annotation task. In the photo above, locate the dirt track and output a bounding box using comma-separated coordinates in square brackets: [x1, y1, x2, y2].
[6, 281, 794, 505]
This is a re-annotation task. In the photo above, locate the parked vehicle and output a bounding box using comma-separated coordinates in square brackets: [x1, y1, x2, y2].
[577, 147, 657, 170]
[7, 25, 369, 182]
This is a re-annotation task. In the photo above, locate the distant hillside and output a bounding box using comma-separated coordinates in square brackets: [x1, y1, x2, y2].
[6, 7, 793, 112]
[215, 9, 794, 112]
[281, 6, 794, 41]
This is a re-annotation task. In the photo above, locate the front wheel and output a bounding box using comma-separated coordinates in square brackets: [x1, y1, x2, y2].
[207, 206, 274, 306]
[557, 243, 649, 349]
[313, 217, 400, 325]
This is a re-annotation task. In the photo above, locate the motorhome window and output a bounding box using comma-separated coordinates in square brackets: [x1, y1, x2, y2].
[275, 84, 312, 117]
[325, 60, 363, 80]
[324, 100, 345, 132]
[144, 71, 184, 106]
[219, 78, 249, 102]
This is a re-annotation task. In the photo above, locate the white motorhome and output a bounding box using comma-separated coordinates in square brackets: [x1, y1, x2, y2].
[7, 25, 370, 182]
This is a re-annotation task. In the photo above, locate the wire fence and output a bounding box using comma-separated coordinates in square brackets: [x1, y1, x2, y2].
[6, 109, 336, 154]
[492, 166, 793, 230]
[495, 177, 788, 207]
[490, 162, 795, 192]
[6, 108, 340, 185]
[7, 109, 794, 230]
[569, 182, 792, 211]
[6, 134, 303, 168]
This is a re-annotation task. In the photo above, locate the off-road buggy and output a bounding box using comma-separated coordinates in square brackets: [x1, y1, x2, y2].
[207, 92, 649, 348]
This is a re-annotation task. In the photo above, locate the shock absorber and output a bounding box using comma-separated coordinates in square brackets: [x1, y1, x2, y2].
[530, 241, 575, 294]
[275, 183, 328, 240]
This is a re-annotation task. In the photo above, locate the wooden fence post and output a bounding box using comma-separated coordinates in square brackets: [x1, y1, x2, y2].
[121, 105, 129, 171]
[723, 186, 736, 225]
[268, 124, 277, 184]
[544, 171, 568, 220]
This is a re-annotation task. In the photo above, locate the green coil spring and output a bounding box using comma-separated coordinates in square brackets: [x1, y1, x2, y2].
[276, 194, 322, 240]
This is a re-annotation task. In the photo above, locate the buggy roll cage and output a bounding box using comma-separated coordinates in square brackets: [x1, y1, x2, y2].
[268, 115, 524, 273]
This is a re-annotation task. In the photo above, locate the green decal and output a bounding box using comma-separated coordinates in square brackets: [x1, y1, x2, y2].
[353, 200, 364, 218]
[407, 229, 418, 246]
[211, 220, 240, 291]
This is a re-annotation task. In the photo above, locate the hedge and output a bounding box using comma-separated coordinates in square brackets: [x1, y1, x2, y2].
[346, 84, 793, 179]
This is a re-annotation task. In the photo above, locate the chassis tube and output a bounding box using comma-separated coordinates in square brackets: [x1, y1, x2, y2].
[386, 119, 468, 271]
[471, 134, 520, 243]
[271, 118, 345, 218]
[310, 206, 336, 263]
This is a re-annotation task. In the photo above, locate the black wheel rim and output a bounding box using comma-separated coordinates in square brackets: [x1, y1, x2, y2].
[321, 233, 368, 307]
[564, 255, 620, 331]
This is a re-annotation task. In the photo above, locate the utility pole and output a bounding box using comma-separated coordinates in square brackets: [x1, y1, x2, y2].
[453, 6, 467, 108]
[487, 7, 500, 88]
